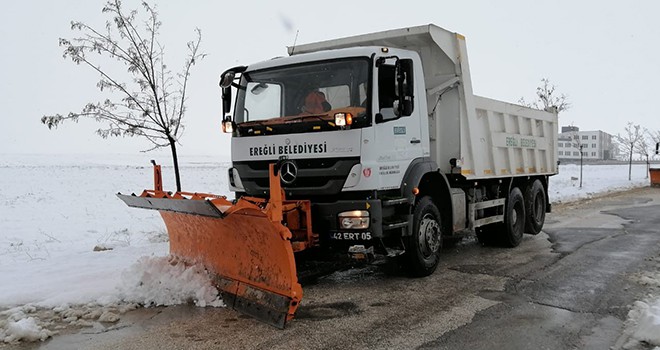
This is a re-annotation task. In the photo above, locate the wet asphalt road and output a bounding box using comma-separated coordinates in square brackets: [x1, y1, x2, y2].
[425, 191, 660, 350]
[13, 187, 660, 349]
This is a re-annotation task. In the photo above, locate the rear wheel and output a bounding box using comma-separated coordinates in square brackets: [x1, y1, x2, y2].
[524, 180, 546, 235]
[499, 187, 525, 247]
[404, 196, 442, 277]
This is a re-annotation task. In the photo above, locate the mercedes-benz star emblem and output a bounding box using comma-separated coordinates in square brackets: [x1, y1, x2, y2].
[279, 161, 298, 185]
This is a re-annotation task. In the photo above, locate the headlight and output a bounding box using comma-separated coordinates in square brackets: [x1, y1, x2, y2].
[222, 120, 233, 133]
[338, 210, 369, 229]
[334, 112, 353, 127]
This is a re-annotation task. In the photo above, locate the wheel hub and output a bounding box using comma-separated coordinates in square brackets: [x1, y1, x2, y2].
[418, 214, 440, 257]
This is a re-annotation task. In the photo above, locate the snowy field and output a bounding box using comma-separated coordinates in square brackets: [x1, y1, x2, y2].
[0, 154, 658, 344]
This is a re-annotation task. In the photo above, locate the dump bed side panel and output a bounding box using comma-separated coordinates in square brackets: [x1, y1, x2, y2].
[456, 96, 558, 179]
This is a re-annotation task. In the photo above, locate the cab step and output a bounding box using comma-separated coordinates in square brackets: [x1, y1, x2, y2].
[383, 220, 409, 231]
[382, 198, 409, 207]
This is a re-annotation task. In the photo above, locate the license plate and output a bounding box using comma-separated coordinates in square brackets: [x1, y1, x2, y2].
[331, 232, 372, 240]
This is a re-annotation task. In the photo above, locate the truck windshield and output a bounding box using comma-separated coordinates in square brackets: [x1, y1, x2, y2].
[234, 58, 370, 135]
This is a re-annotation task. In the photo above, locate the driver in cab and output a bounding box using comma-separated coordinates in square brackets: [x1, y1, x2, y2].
[301, 90, 331, 114]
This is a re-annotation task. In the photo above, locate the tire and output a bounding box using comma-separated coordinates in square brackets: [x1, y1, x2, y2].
[500, 187, 525, 247]
[524, 179, 546, 235]
[404, 196, 442, 277]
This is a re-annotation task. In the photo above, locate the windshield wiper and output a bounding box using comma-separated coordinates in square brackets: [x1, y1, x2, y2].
[238, 119, 268, 129]
[240, 114, 331, 131]
[287, 114, 328, 123]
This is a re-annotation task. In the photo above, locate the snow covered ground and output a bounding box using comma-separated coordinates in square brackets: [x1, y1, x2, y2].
[625, 269, 660, 349]
[0, 154, 658, 344]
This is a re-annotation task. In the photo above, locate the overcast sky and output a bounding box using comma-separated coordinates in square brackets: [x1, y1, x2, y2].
[1, 0, 658, 159]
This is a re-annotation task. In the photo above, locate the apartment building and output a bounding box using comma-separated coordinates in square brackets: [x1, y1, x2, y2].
[557, 126, 616, 160]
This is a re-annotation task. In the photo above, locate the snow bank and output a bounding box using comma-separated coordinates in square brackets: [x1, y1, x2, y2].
[117, 256, 224, 308]
[0, 255, 224, 343]
[624, 269, 660, 348]
[551, 163, 651, 203]
[1, 317, 53, 343]
[0, 154, 230, 343]
[624, 299, 660, 347]
[0, 306, 55, 343]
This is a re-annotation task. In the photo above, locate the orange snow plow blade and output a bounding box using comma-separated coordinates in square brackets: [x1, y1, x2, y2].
[117, 163, 316, 328]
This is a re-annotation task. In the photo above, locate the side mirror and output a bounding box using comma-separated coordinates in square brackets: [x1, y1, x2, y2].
[395, 58, 414, 117]
[219, 69, 235, 116]
[220, 79, 232, 132]
[222, 87, 232, 115]
[219, 71, 235, 88]
[656, 142, 659, 155]
[219, 66, 246, 88]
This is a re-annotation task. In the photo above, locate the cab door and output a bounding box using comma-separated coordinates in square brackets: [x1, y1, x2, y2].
[371, 56, 424, 190]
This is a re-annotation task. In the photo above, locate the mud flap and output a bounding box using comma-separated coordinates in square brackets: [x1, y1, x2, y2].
[117, 194, 302, 328]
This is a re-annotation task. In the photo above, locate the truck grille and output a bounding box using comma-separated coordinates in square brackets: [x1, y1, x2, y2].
[233, 157, 360, 198]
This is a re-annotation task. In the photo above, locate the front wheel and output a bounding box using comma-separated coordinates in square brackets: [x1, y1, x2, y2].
[404, 196, 442, 277]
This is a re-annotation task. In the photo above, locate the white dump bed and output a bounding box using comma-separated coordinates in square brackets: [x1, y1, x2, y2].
[290, 24, 558, 179]
[465, 97, 558, 178]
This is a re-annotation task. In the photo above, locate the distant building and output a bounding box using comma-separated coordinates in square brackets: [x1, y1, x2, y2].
[557, 126, 617, 160]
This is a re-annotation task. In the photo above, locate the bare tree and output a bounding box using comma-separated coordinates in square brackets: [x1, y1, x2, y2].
[615, 123, 644, 181]
[648, 129, 660, 159]
[634, 132, 654, 178]
[41, 0, 205, 191]
[519, 78, 571, 114]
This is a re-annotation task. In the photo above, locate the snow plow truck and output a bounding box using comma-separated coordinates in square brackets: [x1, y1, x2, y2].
[118, 24, 558, 328]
